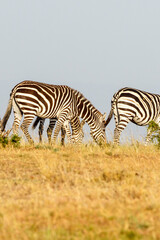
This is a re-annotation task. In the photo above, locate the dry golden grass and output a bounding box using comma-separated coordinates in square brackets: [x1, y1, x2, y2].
[0, 143, 160, 240]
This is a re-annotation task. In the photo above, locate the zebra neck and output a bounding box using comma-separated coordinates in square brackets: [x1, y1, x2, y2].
[74, 90, 102, 126]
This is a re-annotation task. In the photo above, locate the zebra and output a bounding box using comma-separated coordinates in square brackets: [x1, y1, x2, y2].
[1, 80, 106, 144]
[105, 87, 160, 144]
[32, 89, 107, 144]
[0, 81, 80, 143]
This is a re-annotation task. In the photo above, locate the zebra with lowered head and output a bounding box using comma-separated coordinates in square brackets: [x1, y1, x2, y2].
[105, 87, 160, 144]
[1, 80, 106, 144]
[32, 87, 107, 144]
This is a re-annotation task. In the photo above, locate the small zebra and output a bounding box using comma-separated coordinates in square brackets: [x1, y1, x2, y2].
[1, 81, 106, 144]
[32, 89, 107, 144]
[105, 87, 160, 144]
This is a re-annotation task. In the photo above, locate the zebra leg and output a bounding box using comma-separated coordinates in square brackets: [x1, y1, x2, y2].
[61, 127, 66, 145]
[113, 128, 121, 145]
[20, 115, 35, 143]
[70, 116, 85, 144]
[47, 118, 57, 144]
[63, 120, 71, 143]
[52, 114, 68, 144]
[113, 117, 131, 145]
[39, 119, 45, 143]
[12, 98, 23, 135]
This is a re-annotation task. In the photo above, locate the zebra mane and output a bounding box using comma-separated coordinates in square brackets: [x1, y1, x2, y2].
[72, 88, 103, 120]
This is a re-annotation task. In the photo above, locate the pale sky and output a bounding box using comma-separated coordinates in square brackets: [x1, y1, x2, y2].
[0, 0, 160, 142]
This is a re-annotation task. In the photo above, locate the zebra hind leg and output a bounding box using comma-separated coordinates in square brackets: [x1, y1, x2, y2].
[113, 128, 121, 145]
[113, 118, 131, 145]
[12, 98, 23, 135]
[52, 114, 68, 144]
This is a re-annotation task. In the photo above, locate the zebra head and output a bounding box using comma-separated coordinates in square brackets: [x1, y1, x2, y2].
[90, 113, 107, 144]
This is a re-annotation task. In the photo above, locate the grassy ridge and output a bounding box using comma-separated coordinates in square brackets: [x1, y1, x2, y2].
[0, 144, 160, 240]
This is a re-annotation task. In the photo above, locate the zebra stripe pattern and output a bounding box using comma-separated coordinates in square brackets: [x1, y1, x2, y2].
[1, 81, 106, 144]
[105, 87, 160, 144]
[73, 89, 106, 143]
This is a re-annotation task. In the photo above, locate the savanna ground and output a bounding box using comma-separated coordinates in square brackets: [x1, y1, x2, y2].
[0, 141, 160, 240]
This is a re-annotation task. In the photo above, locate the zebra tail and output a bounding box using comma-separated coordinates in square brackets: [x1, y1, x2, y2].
[104, 108, 113, 127]
[32, 117, 41, 130]
[1, 92, 14, 132]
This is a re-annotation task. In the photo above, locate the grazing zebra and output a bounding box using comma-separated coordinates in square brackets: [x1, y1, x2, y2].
[32, 90, 107, 144]
[105, 87, 160, 144]
[1, 81, 106, 144]
[0, 81, 79, 143]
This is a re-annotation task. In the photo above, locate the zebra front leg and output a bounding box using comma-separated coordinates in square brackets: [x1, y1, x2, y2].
[52, 115, 68, 144]
[20, 115, 35, 144]
[70, 116, 85, 144]
[63, 119, 71, 143]
[113, 128, 121, 145]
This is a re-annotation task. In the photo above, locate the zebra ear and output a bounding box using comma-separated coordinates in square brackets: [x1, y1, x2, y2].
[100, 113, 106, 122]
[103, 113, 106, 120]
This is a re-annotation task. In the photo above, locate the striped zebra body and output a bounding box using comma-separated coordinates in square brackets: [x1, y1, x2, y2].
[105, 87, 160, 144]
[1, 81, 78, 143]
[32, 88, 107, 144]
[1, 81, 106, 144]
